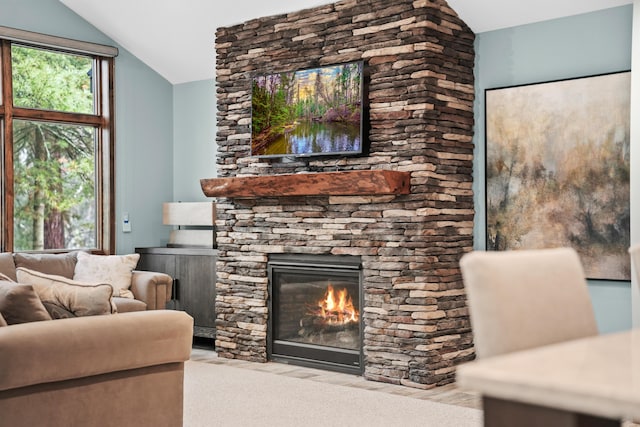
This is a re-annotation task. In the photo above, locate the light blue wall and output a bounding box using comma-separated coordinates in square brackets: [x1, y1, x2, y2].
[475, 5, 634, 333]
[114, 49, 173, 253]
[0, 0, 174, 254]
[173, 79, 217, 202]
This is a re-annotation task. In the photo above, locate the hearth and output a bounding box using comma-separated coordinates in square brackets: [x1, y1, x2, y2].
[268, 254, 362, 375]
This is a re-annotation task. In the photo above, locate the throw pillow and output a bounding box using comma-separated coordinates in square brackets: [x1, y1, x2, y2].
[0, 252, 17, 281]
[16, 268, 116, 317]
[42, 302, 77, 319]
[14, 251, 78, 279]
[0, 280, 52, 324]
[73, 252, 140, 299]
[0, 272, 16, 282]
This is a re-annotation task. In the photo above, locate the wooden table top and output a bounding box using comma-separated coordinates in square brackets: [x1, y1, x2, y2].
[456, 328, 640, 421]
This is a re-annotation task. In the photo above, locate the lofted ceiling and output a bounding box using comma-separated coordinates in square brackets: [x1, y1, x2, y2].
[59, 0, 632, 85]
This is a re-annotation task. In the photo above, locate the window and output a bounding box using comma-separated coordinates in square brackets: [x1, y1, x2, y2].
[0, 28, 116, 253]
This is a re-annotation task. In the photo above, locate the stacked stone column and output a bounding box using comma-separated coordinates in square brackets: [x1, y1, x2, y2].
[214, 0, 475, 388]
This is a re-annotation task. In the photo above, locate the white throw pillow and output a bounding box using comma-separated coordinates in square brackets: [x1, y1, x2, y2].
[73, 252, 140, 299]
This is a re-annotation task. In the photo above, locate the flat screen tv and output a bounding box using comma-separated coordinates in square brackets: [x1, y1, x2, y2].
[250, 61, 366, 159]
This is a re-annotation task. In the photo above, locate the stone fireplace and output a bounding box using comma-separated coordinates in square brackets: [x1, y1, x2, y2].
[207, 0, 476, 389]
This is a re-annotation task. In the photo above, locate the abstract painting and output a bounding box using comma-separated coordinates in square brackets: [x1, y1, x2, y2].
[485, 71, 631, 280]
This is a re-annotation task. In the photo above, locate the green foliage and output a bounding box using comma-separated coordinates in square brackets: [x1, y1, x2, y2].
[12, 45, 93, 113]
[10, 45, 96, 251]
[252, 63, 362, 152]
[251, 80, 269, 135]
[252, 74, 295, 142]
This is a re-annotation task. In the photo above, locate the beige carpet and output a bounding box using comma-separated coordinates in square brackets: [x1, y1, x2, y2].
[183, 361, 482, 427]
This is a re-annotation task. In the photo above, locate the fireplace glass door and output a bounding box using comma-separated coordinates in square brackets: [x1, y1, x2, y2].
[268, 255, 362, 374]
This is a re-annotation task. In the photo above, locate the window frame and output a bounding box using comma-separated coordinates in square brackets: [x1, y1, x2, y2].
[0, 35, 116, 254]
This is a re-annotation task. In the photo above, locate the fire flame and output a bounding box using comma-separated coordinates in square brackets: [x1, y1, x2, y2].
[313, 284, 359, 325]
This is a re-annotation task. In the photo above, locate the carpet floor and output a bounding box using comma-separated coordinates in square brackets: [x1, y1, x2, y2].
[183, 360, 482, 427]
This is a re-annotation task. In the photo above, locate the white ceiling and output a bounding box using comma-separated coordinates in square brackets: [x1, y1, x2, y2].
[59, 0, 632, 85]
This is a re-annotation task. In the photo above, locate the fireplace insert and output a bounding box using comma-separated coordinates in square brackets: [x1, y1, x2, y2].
[268, 254, 363, 374]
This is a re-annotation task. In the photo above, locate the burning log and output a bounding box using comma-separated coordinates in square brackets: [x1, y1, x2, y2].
[298, 314, 359, 347]
[299, 315, 359, 334]
[298, 283, 360, 342]
[309, 284, 359, 324]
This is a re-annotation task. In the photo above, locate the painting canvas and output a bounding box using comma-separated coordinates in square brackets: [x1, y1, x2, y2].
[250, 61, 364, 158]
[485, 72, 631, 280]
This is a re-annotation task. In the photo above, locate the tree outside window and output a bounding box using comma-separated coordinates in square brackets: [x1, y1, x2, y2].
[0, 40, 114, 253]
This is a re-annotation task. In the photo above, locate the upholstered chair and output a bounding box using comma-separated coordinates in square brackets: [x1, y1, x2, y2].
[460, 247, 598, 359]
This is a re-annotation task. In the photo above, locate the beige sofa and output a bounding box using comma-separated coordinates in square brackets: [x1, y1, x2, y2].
[0, 251, 172, 313]
[0, 310, 193, 427]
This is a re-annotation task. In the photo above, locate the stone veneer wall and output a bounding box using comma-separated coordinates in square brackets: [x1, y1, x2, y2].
[214, 0, 475, 388]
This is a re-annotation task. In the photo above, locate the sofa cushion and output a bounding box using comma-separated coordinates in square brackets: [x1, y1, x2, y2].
[0, 281, 52, 324]
[112, 296, 147, 313]
[0, 252, 17, 281]
[0, 272, 15, 282]
[14, 252, 77, 279]
[73, 252, 140, 299]
[0, 310, 194, 392]
[0, 311, 7, 327]
[16, 268, 116, 317]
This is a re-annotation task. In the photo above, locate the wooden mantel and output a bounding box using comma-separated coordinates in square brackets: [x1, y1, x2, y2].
[200, 170, 411, 198]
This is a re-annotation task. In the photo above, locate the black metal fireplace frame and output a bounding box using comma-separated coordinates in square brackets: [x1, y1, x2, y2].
[267, 253, 363, 375]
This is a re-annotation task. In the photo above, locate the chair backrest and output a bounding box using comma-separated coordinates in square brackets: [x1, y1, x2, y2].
[460, 248, 598, 359]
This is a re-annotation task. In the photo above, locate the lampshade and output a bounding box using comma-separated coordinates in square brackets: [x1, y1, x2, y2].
[162, 202, 215, 226]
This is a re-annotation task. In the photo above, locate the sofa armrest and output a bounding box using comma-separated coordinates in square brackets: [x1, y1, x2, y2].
[130, 270, 173, 310]
[0, 310, 193, 392]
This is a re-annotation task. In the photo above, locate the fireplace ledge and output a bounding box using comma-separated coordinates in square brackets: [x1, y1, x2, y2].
[200, 170, 411, 198]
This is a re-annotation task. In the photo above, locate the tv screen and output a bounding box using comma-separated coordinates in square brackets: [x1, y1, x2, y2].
[250, 61, 365, 158]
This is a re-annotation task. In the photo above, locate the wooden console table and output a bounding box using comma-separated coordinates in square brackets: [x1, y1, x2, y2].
[200, 170, 411, 198]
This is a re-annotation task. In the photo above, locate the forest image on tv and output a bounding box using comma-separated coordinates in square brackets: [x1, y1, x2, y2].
[251, 62, 363, 157]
